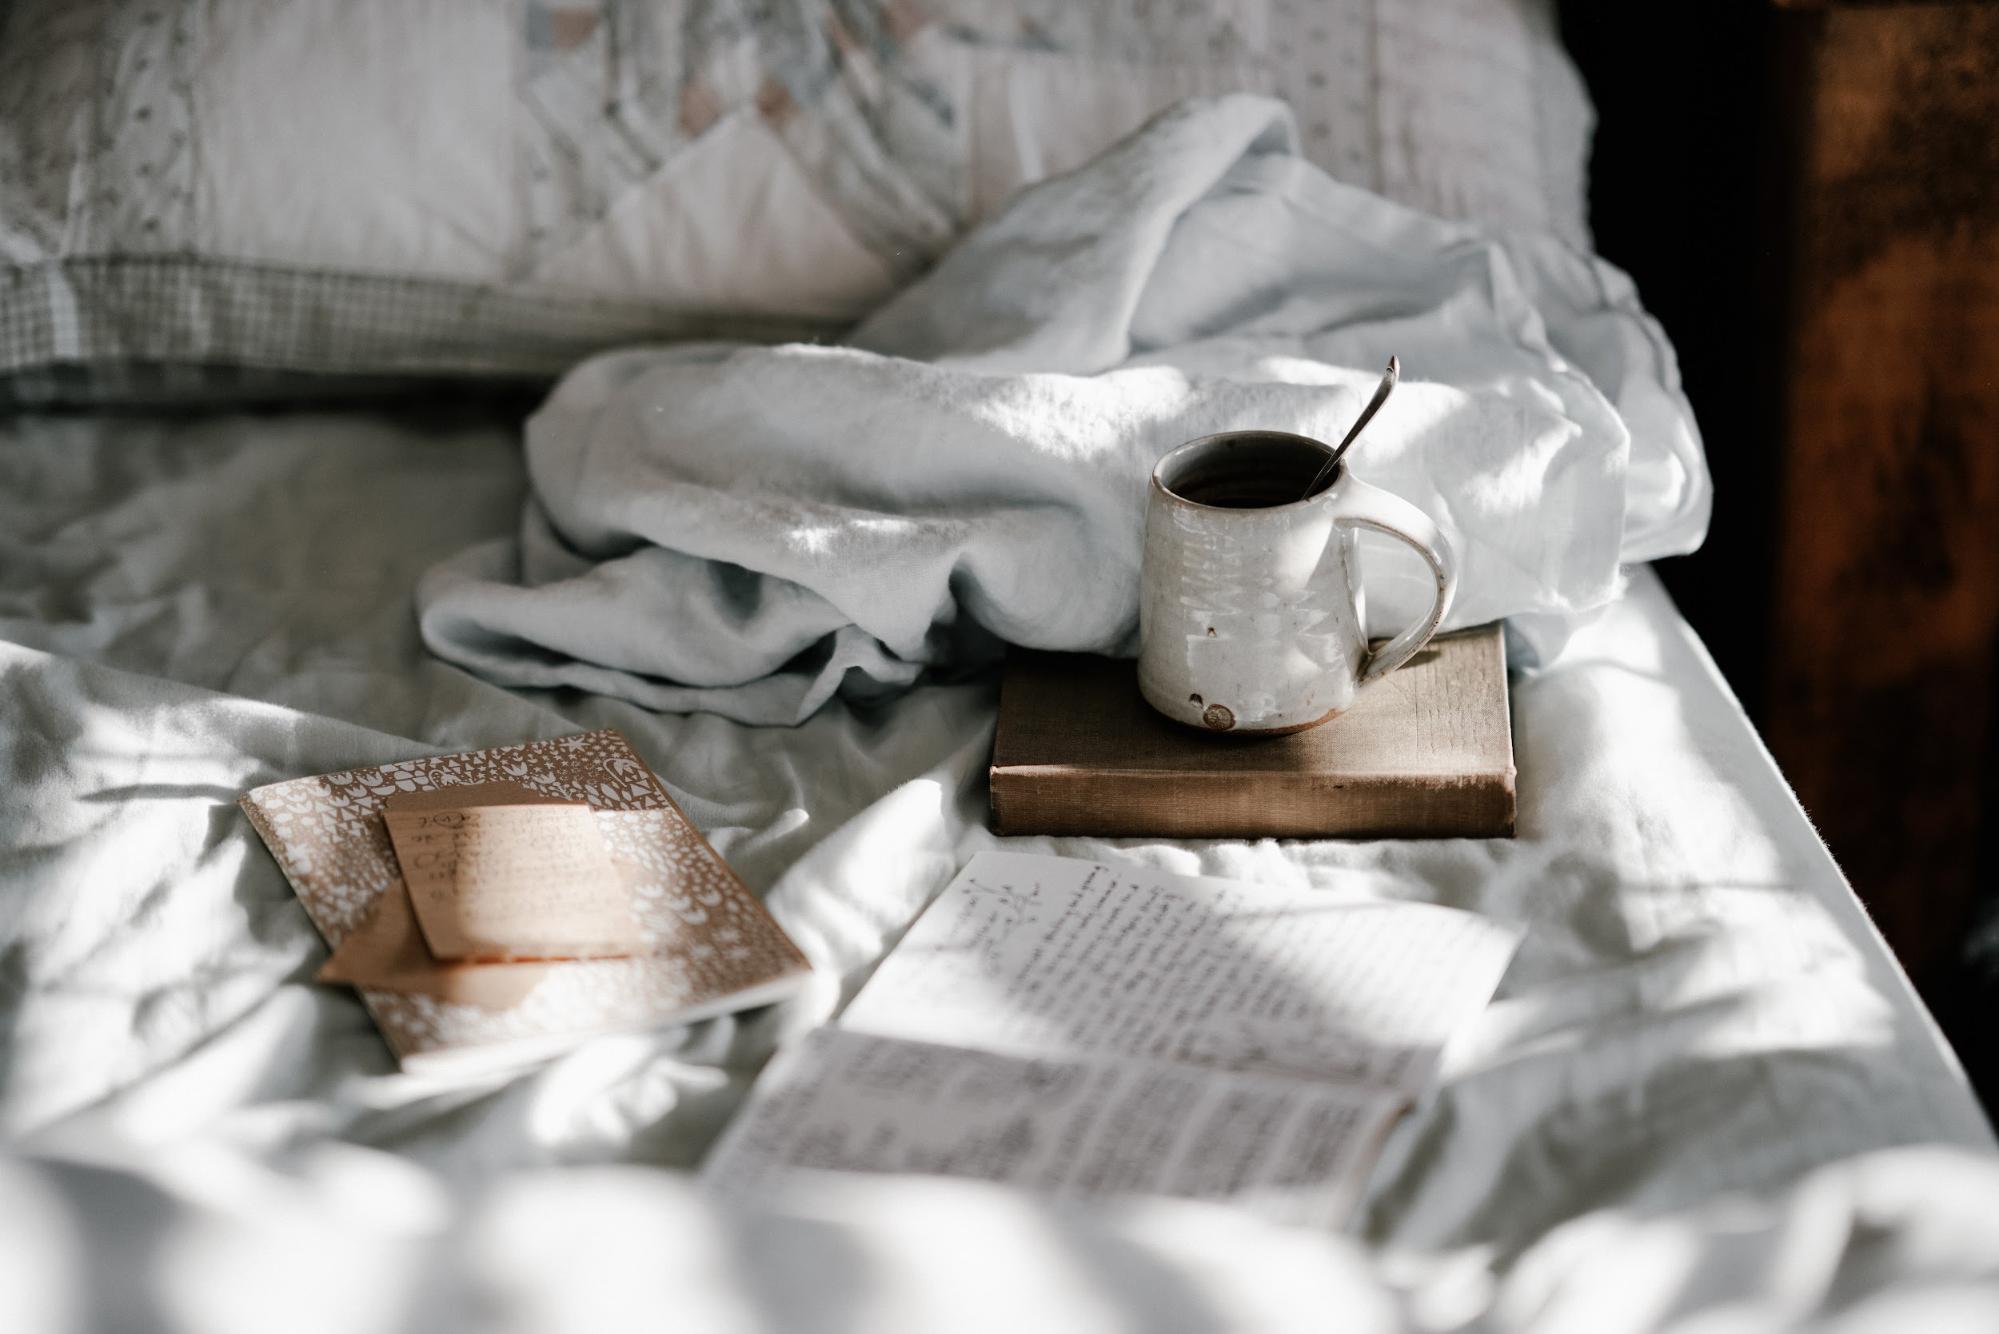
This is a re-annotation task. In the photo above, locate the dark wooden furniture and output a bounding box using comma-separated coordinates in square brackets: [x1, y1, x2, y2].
[1763, 3, 1999, 997]
[1565, 3, 1999, 1035]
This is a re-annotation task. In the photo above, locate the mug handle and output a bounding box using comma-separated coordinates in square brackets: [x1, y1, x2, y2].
[1329, 476, 1459, 684]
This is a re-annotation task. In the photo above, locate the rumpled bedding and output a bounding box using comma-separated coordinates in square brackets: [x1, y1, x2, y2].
[1, 396, 1993, 1329]
[418, 97, 1710, 725]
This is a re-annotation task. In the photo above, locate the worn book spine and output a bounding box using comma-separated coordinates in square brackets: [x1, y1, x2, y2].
[988, 767, 1516, 840]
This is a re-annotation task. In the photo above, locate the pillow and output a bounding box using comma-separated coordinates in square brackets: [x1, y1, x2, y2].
[0, 0, 1591, 405]
[923, 0, 1592, 247]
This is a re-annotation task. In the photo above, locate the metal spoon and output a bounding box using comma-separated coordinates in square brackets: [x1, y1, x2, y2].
[1300, 355, 1399, 499]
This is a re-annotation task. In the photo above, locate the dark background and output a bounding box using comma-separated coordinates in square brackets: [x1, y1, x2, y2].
[1559, 2, 1999, 1113]
[1561, 3, 1784, 719]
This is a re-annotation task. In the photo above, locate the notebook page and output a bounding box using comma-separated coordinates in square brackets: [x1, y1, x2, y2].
[839, 852, 1520, 1097]
[701, 1028, 1404, 1230]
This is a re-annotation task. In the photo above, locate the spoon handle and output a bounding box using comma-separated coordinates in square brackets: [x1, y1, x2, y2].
[1301, 355, 1399, 499]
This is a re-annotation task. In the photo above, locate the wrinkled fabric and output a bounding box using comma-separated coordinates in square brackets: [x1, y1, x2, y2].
[8, 1147, 1999, 1334]
[418, 97, 1710, 724]
[0, 407, 1987, 1331]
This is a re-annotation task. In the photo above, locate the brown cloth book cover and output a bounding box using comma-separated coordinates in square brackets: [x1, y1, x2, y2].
[241, 730, 811, 1074]
[990, 624, 1515, 839]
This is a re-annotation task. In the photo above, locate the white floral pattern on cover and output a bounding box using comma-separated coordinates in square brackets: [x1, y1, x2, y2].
[240, 730, 809, 1065]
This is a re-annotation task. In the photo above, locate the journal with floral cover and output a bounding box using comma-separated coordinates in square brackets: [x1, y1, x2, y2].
[241, 730, 811, 1074]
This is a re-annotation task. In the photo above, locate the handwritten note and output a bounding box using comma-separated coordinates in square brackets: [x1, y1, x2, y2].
[382, 802, 642, 960]
[702, 1029, 1403, 1229]
[837, 852, 1522, 1095]
[704, 853, 1521, 1225]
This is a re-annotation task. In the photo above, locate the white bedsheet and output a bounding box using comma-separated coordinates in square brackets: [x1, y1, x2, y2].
[1, 407, 1994, 1330]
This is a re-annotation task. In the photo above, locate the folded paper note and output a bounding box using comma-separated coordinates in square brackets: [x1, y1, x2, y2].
[383, 801, 643, 960]
[242, 730, 813, 1074]
[315, 879, 554, 1009]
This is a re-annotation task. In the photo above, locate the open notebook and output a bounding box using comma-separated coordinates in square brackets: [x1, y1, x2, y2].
[702, 852, 1520, 1229]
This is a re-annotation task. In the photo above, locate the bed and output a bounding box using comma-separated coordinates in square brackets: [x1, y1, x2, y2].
[4, 4, 1996, 1331]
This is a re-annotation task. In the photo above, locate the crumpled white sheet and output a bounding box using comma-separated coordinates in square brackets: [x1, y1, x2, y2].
[7, 1146, 1999, 1334]
[0, 410, 1988, 1331]
[418, 96, 1711, 725]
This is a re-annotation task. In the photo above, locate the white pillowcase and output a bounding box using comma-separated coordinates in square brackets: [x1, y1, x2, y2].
[0, 0, 1593, 400]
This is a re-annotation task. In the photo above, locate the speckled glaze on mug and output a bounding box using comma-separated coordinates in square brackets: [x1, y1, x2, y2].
[1138, 431, 1457, 734]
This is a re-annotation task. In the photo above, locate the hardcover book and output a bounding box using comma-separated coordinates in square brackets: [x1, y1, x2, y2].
[241, 729, 811, 1074]
[989, 624, 1516, 839]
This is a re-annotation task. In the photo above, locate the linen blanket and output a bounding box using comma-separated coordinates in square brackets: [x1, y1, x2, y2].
[419, 96, 1711, 724]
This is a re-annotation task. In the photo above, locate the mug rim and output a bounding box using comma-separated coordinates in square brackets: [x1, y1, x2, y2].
[1151, 430, 1344, 514]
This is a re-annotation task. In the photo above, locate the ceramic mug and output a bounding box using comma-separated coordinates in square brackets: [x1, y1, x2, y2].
[1138, 430, 1457, 734]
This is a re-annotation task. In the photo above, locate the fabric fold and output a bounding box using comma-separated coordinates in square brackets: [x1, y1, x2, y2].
[420, 95, 1710, 725]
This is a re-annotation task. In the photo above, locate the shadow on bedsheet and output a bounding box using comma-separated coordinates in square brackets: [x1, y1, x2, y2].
[1365, 992, 1973, 1265]
[0, 1153, 1247, 1334]
[0, 739, 359, 1137]
[709, 1203, 1241, 1334]
[77, 781, 247, 807]
[0, 1155, 198, 1333]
